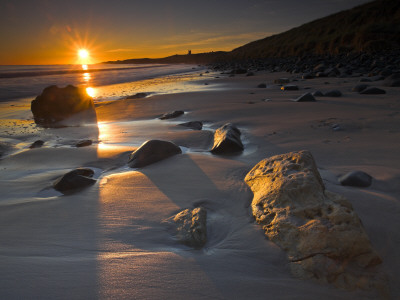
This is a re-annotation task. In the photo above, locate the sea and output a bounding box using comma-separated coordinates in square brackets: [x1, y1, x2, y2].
[0, 63, 209, 104]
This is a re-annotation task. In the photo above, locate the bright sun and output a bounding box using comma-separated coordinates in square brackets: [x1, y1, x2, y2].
[78, 49, 89, 59]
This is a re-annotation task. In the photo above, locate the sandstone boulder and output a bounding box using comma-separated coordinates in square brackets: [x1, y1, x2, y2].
[244, 150, 383, 290]
[167, 207, 207, 248]
[31, 85, 97, 127]
[128, 140, 182, 168]
[53, 168, 96, 194]
[210, 123, 244, 154]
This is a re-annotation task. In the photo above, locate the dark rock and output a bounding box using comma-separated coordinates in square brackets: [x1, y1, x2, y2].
[383, 73, 400, 87]
[360, 78, 372, 82]
[53, 168, 96, 194]
[257, 83, 267, 88]
[293, 93, 316, 102]
[313, 91, 324, 97]
[29, 140, 44, 149]
[159, 110, 184, 120]
[360, 87, 386, 94]
[281, 85, 299, 91]
[178, 121, 203, 130]
[210, 123, 244, 154]
[167, 207, 207, 248]
[246, 72, 255, 76]
[316, 72, 327, 77]
[352, 84, 370, 92]
[324, 90, 342, 97]
[338, 171, 373, 187]
[274, 78, 290, 84]
[128, 140, 182, 168]
[231, 68, 247, 74]
[302, 73, 314, 79]
[126, 92, 148, 99]
[76, 139, 92, 147]
[31, 85, 97, 127]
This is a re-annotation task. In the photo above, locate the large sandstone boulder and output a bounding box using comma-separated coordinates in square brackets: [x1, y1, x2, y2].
[53, 168, 96, 194]
[244, 150, 384, 290]
[128, 140, 182, 168]
[166, 207, 207, 248]
[210, 123, 244, 154]
[31, 85, 97, 127]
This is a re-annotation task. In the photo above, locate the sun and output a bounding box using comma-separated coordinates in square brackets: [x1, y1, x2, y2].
[78, 49, 89, 59]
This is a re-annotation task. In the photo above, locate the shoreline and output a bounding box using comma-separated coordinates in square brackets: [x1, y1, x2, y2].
[0, 69, 399, 299]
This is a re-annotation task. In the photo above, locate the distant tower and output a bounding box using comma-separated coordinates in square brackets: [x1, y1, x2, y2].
[188, 50, 191, 55]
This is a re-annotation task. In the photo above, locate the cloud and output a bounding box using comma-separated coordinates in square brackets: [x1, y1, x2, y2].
[106, 48, 137, 53]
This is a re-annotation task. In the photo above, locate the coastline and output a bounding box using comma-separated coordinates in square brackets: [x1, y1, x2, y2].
[0, 70, 399, 299]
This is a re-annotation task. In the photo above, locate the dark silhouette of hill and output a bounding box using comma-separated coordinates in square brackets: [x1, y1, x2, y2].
[230, 0, 400, 59]
[106, 0, 400, 64]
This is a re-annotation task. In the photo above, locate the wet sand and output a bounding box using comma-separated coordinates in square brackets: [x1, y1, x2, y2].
[0, 71, 399, 299]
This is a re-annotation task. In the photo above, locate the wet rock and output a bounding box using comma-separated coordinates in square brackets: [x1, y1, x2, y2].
[128, 140, 182, 168]
[244, 150, 383, 290]
[338, 171, 373, 187]
[231, 68, 247, 74]
[76, 139, 92, 147]
[257, 83, 267, 88]
[246, 72, 255, 76]
[178, 121, 203, 130]
[159, 110, 184, 120]
[167, 207, 207, 248]
[210, 123, 244, 154]
[274, 78, 290, 85]
[293, 93, 316, 102]
[383, 73, 400, 87]
[29, 140, 44, 149]
[352, 84, 370, 92]
[53, 168, 96, 194]
[302, 73, 314, 79]
[360, 87, 386, 94]
[281, 85, 299, 91]
[324, 90, 342, 97]
[31, 85, 97, 127]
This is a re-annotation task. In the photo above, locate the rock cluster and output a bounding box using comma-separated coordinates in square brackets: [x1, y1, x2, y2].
[31, 85, 97, 127]
[244, 150, 383, 290]
[159, 110, 184, 120]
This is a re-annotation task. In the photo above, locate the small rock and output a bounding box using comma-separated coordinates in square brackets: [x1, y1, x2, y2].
[324, 90, 342, 97]
[312, 91, 324, 97]
[338, 171, 373, 187]
[257, 83, 267, 88]
[274, 78, 290, 84]
[302, 73, 314, 79]
[159, 110, 184, 120]
[293, 93, 316, 102]
[168, 207, 207, 248]
[128, 140, 182, 168]
[210, 123, 244, 154]
[76, 139, 92, 147]
[352, 84, 370, 92]
[383, 73, 400, 87]
[29, 140, 44, 149]
[360, 87, 386, 95]
[246, 72, 255, 76]
[178, 121, 203, 130]
[126, 92, 148, 99]
[53, 168, 96, 194]
[281, 85, 299, 91]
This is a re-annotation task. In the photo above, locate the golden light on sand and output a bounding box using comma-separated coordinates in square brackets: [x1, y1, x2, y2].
[78, 49, 89, 59]
[86, 87, 96, 97]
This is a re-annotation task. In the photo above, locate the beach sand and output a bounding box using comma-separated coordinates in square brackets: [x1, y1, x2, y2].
[0, 71, 399, 299]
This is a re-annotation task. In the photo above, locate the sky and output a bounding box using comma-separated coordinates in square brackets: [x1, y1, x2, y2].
[0, 0, 371, 65]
